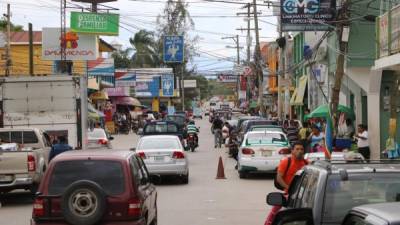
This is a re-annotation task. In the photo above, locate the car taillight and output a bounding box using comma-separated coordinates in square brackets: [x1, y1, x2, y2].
[128, 199, 142, 216]
[98, 139, 108, 145]
[33, 198, 45, 217]
[172, 151, 185, 159]
[28, 155, 36, 172]
[242, 148, 255, 155]
[279, 148, 291, 154]
[137, 152, 146, 159]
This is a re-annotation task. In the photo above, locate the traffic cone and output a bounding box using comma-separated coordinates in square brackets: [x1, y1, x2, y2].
[216, 156, 226, 179]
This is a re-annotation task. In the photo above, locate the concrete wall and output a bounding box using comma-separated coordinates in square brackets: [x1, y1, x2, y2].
[368, 70, 382, 159]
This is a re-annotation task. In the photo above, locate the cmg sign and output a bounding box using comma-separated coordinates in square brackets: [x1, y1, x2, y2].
[281, 0, 335, 31]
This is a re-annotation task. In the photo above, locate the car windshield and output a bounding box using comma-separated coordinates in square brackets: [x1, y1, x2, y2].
[138, 138, 181, 150]
[323, 173, 400, 223]
[48, 160, 125, 196]
[251, 127, 283, 132]
[88, 129, 106, 139]
[166, 116, 186, 125]
[144, 124, 178, 133]
[245, 133, 287, 145]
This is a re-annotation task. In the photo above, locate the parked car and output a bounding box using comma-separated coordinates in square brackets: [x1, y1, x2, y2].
[266, 161, 400, 225]
[164, 115, 186, 132]
[134, 135, 189, 184]
[305, 151, 365, 162]
[237, 131, 290, 178]
[237, 116, 263, 131]
[238, 119, 278, 143]
[0, 128, 52, 195]
[270, 202, 400, 225]
[31, 150, 157, 225]
[87, 128, 114, 149]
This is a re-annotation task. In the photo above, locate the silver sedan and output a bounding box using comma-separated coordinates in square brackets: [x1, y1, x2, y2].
[135, 135, 189, 184]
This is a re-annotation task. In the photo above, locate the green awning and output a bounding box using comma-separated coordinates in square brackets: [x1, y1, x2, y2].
[304, 104, 355, 120]
[249, 101, 258, 108]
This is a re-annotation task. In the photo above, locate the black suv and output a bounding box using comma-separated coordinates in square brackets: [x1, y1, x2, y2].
[267, 161, 400, 225]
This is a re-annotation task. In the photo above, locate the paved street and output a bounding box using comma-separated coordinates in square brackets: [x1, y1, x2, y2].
[0, 116, 274, 225]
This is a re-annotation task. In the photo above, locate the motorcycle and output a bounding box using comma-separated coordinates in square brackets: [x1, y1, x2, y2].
[186, 133, 197, 152]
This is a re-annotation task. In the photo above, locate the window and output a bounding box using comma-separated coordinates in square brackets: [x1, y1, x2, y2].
[293, 172, 312, 208]
[0, 132, 10, 143]
[323, 173, 400, 223]
[48, 160, 125, 196]
[10, 131, 22, 143]
[23, 131, 39, 144]
[342, 215, 370, 225]
[299, 170, 319, 208]
[130, 156, 142, 186]
[136, 156, 150, 184]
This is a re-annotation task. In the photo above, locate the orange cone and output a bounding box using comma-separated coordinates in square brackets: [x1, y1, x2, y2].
[216, 156, 226, 179]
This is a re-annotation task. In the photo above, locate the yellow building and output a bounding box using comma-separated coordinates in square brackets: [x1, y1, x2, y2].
[0, 31, 114, 76]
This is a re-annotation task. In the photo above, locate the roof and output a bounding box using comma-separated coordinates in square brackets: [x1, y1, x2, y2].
[10, 31, 42, 44]
[353, 202, 400, 223]
[52, 150, 134, 162]
[311, 160, 400, 173]
[140, 135, 181, 139]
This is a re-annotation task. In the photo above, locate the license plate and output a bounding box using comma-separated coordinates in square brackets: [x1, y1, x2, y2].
[154, 156, 165, 161]
[0, 175, 13, 182]
[261, 151, 272, 157]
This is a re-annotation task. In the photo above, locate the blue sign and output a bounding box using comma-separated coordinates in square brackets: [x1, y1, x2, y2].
[135, 77, 160, 97]
[163, 35, 184, 63]
[168, 106, 176, 115]
[162, 74, 174, 97]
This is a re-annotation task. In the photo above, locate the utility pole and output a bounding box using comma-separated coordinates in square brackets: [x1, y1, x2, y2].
[222, 35, 242, 106]
[4, 4, 11, 76]
[252, 0, 265, 116]
[181, 65, 185, 111]
[330, 1, 349, 123]
[29, 23, 34, 76]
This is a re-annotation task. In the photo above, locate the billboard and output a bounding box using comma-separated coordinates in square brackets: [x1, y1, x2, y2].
[162, 74, 174, 97]
[88, 58, 114, 76]
[217, 74, 237, 83]
[42, 28, 98, 60]
[281, 0, 335, 31]
[115, 71, 136, 87]
[163, 35, 184, 63]
[183, 80, 197, 88]
[135, 77, 160, 97]
[70, 12, 119, 36]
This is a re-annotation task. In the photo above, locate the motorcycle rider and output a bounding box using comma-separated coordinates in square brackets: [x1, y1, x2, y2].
[186, 120, 199, 147]
[212, 115, 224, 148]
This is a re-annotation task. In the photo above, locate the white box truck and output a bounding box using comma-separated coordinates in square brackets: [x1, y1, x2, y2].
[0, 76, 82, 148]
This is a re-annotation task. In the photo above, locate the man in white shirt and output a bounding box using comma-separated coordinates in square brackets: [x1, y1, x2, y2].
[355, 124, 369, 161]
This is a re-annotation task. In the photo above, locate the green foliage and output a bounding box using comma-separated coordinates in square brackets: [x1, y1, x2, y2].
[112, 48, 133, 69]
[130, 30, 160, 68]
[0, 19, 24, 31]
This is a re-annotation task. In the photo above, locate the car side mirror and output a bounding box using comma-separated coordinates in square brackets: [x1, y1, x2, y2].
[267, 192, 287, 207]
[130, 147, 136, 151]
[109, 136, 114, 140]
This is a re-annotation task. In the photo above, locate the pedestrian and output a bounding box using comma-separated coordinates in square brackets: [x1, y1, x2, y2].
[48, 136, 73, 162]
[308, 125, 325, 152]
[286, 120, 299, 145]
[355, 124, 369, 161]
[264, 142, 308, 225]
[298, 122, 311, 152]
[212, 116, 223, 148]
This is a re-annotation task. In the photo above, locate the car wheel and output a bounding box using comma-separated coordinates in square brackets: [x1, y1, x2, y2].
[61, 180, 106, 225]
[239, 171, 248, 179]
[181, 172, 189, 184]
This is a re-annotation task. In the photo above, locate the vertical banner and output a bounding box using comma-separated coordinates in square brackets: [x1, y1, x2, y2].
[162, 74, 174, 97]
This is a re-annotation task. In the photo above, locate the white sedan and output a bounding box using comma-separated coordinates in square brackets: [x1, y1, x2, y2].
[87, 128, 113, 149]
[238, 131, 291, 178]
[135, 135, 189, 184]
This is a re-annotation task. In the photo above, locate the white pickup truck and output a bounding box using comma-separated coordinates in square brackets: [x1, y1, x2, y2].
[0, 128, 51, 194]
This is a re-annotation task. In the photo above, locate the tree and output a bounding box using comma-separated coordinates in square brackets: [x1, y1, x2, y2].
[156, 0, 199, 70]
[0, 19, 24, 31]
[112, 48, 133, 69]
[130, 30, 160, 68]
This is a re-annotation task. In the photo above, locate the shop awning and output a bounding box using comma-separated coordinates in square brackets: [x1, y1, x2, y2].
[114, 97, 141, 106]
[90, 91, 109, 100]
[291, 75, 307, 106]
[290, 89, 298, 105]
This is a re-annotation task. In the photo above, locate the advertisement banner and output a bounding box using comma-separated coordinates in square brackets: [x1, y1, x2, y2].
[391, 5, 400, 54]
[88, 58, 114, 76]
[70, 12, 119, 36]
[217, 74, 237, 83]
[281, 0, 335, 31]
[163, 35, 184, 63]
[162, 74, 174, 97]
[105, 86, 130, 97]
[135, 77, 160, 97]
[379, 13, 389, 57]
[183, 80, 197, 88]
[42, 28, 98, 60]
[115, 71, 136, 87]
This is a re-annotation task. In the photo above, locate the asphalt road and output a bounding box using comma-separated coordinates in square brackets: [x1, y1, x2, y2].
[0, 115, 275, 225]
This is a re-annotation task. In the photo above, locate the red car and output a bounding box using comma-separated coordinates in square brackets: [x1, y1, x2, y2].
[31, 150, 157, 225]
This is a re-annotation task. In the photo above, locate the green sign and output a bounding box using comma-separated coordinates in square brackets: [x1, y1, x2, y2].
[70, 12, 119, 36]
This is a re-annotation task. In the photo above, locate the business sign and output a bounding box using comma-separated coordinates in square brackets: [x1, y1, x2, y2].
[217, 74, 237, 83]
[88, 58, 114, 76]
[163, 35, 184, 63]
[391, 5, 400, 54]
[115, 71, 136, 87]
[105, 86, 130, 97]
[70, 12, 119, 36]
[281, 0, 335, 31]
[42, 28, 98, 60]
[135, 77, 160, 97]
[162, 74, 174, 97]
[183, 80, 196, 88]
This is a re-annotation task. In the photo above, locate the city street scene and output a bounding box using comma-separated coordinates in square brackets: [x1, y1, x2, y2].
[1, 0, 400, 225]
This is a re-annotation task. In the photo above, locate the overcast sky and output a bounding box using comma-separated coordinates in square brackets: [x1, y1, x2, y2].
[1, 0, 279, 74]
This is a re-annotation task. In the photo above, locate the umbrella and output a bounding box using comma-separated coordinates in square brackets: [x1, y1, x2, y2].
[114, 97, 141, 106]
[304, 104, 355, 120]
